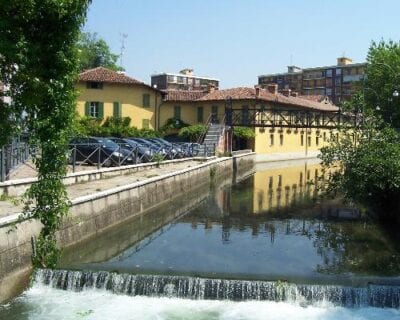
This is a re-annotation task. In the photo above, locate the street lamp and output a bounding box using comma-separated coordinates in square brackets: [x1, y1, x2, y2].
[393, 90, 399, 98]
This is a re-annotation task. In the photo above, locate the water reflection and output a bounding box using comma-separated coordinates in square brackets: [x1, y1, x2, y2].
[62, 160, 400, 285]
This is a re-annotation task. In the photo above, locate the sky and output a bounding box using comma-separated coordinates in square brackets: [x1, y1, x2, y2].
[84, 0, 400, 88]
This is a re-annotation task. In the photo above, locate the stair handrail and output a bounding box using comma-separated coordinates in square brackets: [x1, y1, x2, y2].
[197, 113, 213, 144]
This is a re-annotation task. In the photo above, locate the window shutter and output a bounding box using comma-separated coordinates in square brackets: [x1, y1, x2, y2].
[113, 102, 121, 118]
[143, 94, 150, 107]
[98, 102, 104, 119]
[85, 102, 90, 116]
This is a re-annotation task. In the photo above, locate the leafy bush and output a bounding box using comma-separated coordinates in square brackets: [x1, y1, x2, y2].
[320, 117, 400, 222]
[178, 124, 207, 142]
[233, 126, 255, 139]
[160, 118, 189, 133]
[75, 116, 160, 138]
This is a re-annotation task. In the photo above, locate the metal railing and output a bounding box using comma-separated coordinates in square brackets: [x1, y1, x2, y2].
[67, 142, 214, 172]
[0, 140, 31, 182]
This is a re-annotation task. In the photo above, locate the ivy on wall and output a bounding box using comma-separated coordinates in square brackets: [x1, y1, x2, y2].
[1, 0, 91, 267]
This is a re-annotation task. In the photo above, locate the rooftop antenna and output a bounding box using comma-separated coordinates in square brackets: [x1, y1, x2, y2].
[119, 33, 128, 69]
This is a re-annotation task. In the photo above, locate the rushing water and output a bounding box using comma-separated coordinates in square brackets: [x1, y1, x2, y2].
[1, 159, 400, 319]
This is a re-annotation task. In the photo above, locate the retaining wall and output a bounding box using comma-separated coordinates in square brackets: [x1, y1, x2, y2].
[0, 153, 255, 303]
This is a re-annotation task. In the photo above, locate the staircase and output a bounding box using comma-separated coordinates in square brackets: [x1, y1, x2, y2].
[199, 123, 224, 156]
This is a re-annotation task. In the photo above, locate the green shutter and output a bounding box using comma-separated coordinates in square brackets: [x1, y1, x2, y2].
[113, 102, 121, 118]
[142, 94, 150, 107]
[98, 102, 104, 119]
[85, 102, 90, 116]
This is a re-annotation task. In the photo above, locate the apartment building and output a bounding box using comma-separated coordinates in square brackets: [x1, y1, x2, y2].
[151, 69, 219, 91]
[258, 57, 366, 104]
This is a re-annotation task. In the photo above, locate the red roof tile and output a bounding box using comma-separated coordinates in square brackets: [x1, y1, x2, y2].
[79, 67, 145, 85]
[197, 87, 338, 112]
[163, 90, 207, 101]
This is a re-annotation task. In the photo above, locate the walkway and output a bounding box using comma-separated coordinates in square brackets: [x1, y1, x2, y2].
[0, 160, 204, 219]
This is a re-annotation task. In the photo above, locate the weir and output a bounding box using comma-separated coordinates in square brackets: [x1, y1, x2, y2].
[36, 269, 400, 308]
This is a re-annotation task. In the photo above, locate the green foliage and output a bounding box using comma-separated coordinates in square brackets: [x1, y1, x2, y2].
[160, 118, 189, 133]
[77, 32, 123, 71]
[365, 40, 400, 127]
[178, 124, 207, 142]
[75, 116, 160, 138]
[1, 0, 91, 267]
[320, 113, 400, 222]
[233, 126, 256, 139]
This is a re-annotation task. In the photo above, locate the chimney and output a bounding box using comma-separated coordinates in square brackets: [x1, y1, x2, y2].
[254, 85, 261, 97]
[207, 83, 216, 93]
[281, 88, 291, 97]
[267, 84, 278, 95]
[179, 68, 194, 76]
[290, 91, 299, 97]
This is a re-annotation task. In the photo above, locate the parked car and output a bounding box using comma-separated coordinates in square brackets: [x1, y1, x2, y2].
[147, 138, 182, 159]
[108, 137, 153, 162]
[129, 138, 169, 160]
[69, 137, 136, 166]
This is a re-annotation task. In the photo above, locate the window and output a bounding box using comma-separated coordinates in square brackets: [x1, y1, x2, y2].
[113, 102, 121, 118]
[174, 106, 181, 119]
[211, 105, 219, 123]
[278, 175, 282, 187]
[268, 176, 273, 189]
[279, 134, 284, 146]
[142, 94, 150, 107]
[323, 132, 327, 142]
[299, 172, 303, 185]
[142, 119, 150, 129]
[336, 68, 342, 75]
[269, 134, 274, 146]
[326, 69, 333, 77]
[242, 105, 249, 124]
[85, 101, 103, 119]
[197, 106, 204, 123]
[308, 136, 311, 146]
[316, 136, 319, 146]
[301, 134, 304, 146]
[86, 82, 103, 89]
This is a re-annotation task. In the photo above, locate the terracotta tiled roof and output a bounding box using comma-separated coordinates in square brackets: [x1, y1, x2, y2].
[79, 67, 145, 85]
[299, 95, 331, 103]
[197, 87, 338, 112]
[163, 90, 207, 101]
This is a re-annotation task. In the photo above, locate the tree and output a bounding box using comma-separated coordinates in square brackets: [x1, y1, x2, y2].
[319, 110, 400, 223]
[364, 40, 400, 127]
[1, 0, 91, 267]
[77, 32, 123, 71]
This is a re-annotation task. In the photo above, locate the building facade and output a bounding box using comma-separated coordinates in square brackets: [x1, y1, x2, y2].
[160, 84, 340, 156]
[151, 69, 219, 91]
[76, 67, 162, 129]
[76, 67, 341, 157]
[258, 57, 366, 104]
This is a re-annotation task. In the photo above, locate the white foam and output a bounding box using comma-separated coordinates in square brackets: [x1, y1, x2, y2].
[2, 286, 400, 320]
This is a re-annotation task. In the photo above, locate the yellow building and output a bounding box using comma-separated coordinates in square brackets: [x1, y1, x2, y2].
[76, 67, 340, 157]
[160, 84, 339, 156]
[76, 67, 162, 129]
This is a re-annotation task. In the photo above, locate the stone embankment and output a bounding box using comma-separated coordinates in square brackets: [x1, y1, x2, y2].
[0, 153, 255, 303]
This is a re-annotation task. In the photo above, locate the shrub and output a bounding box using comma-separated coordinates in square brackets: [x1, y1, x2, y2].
[179, 124, 207, 142]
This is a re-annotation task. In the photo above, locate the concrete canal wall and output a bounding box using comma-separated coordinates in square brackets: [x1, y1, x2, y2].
[0, 152, 255, 303]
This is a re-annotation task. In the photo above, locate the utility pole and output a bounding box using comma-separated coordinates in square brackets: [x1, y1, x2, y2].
[119, 33, 128, 69]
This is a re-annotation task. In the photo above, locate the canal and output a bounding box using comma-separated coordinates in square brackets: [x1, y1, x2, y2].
[1, 159, 400, 319]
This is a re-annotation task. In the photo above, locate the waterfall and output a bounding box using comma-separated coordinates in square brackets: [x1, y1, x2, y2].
[34, 269, 400, 308]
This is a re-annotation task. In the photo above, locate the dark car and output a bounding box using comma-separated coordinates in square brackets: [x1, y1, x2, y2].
[148, 138, 184, 159]
[109, 137, 154, 162]
[69, 137, 136, 167]
[129, 138, 168, 160]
